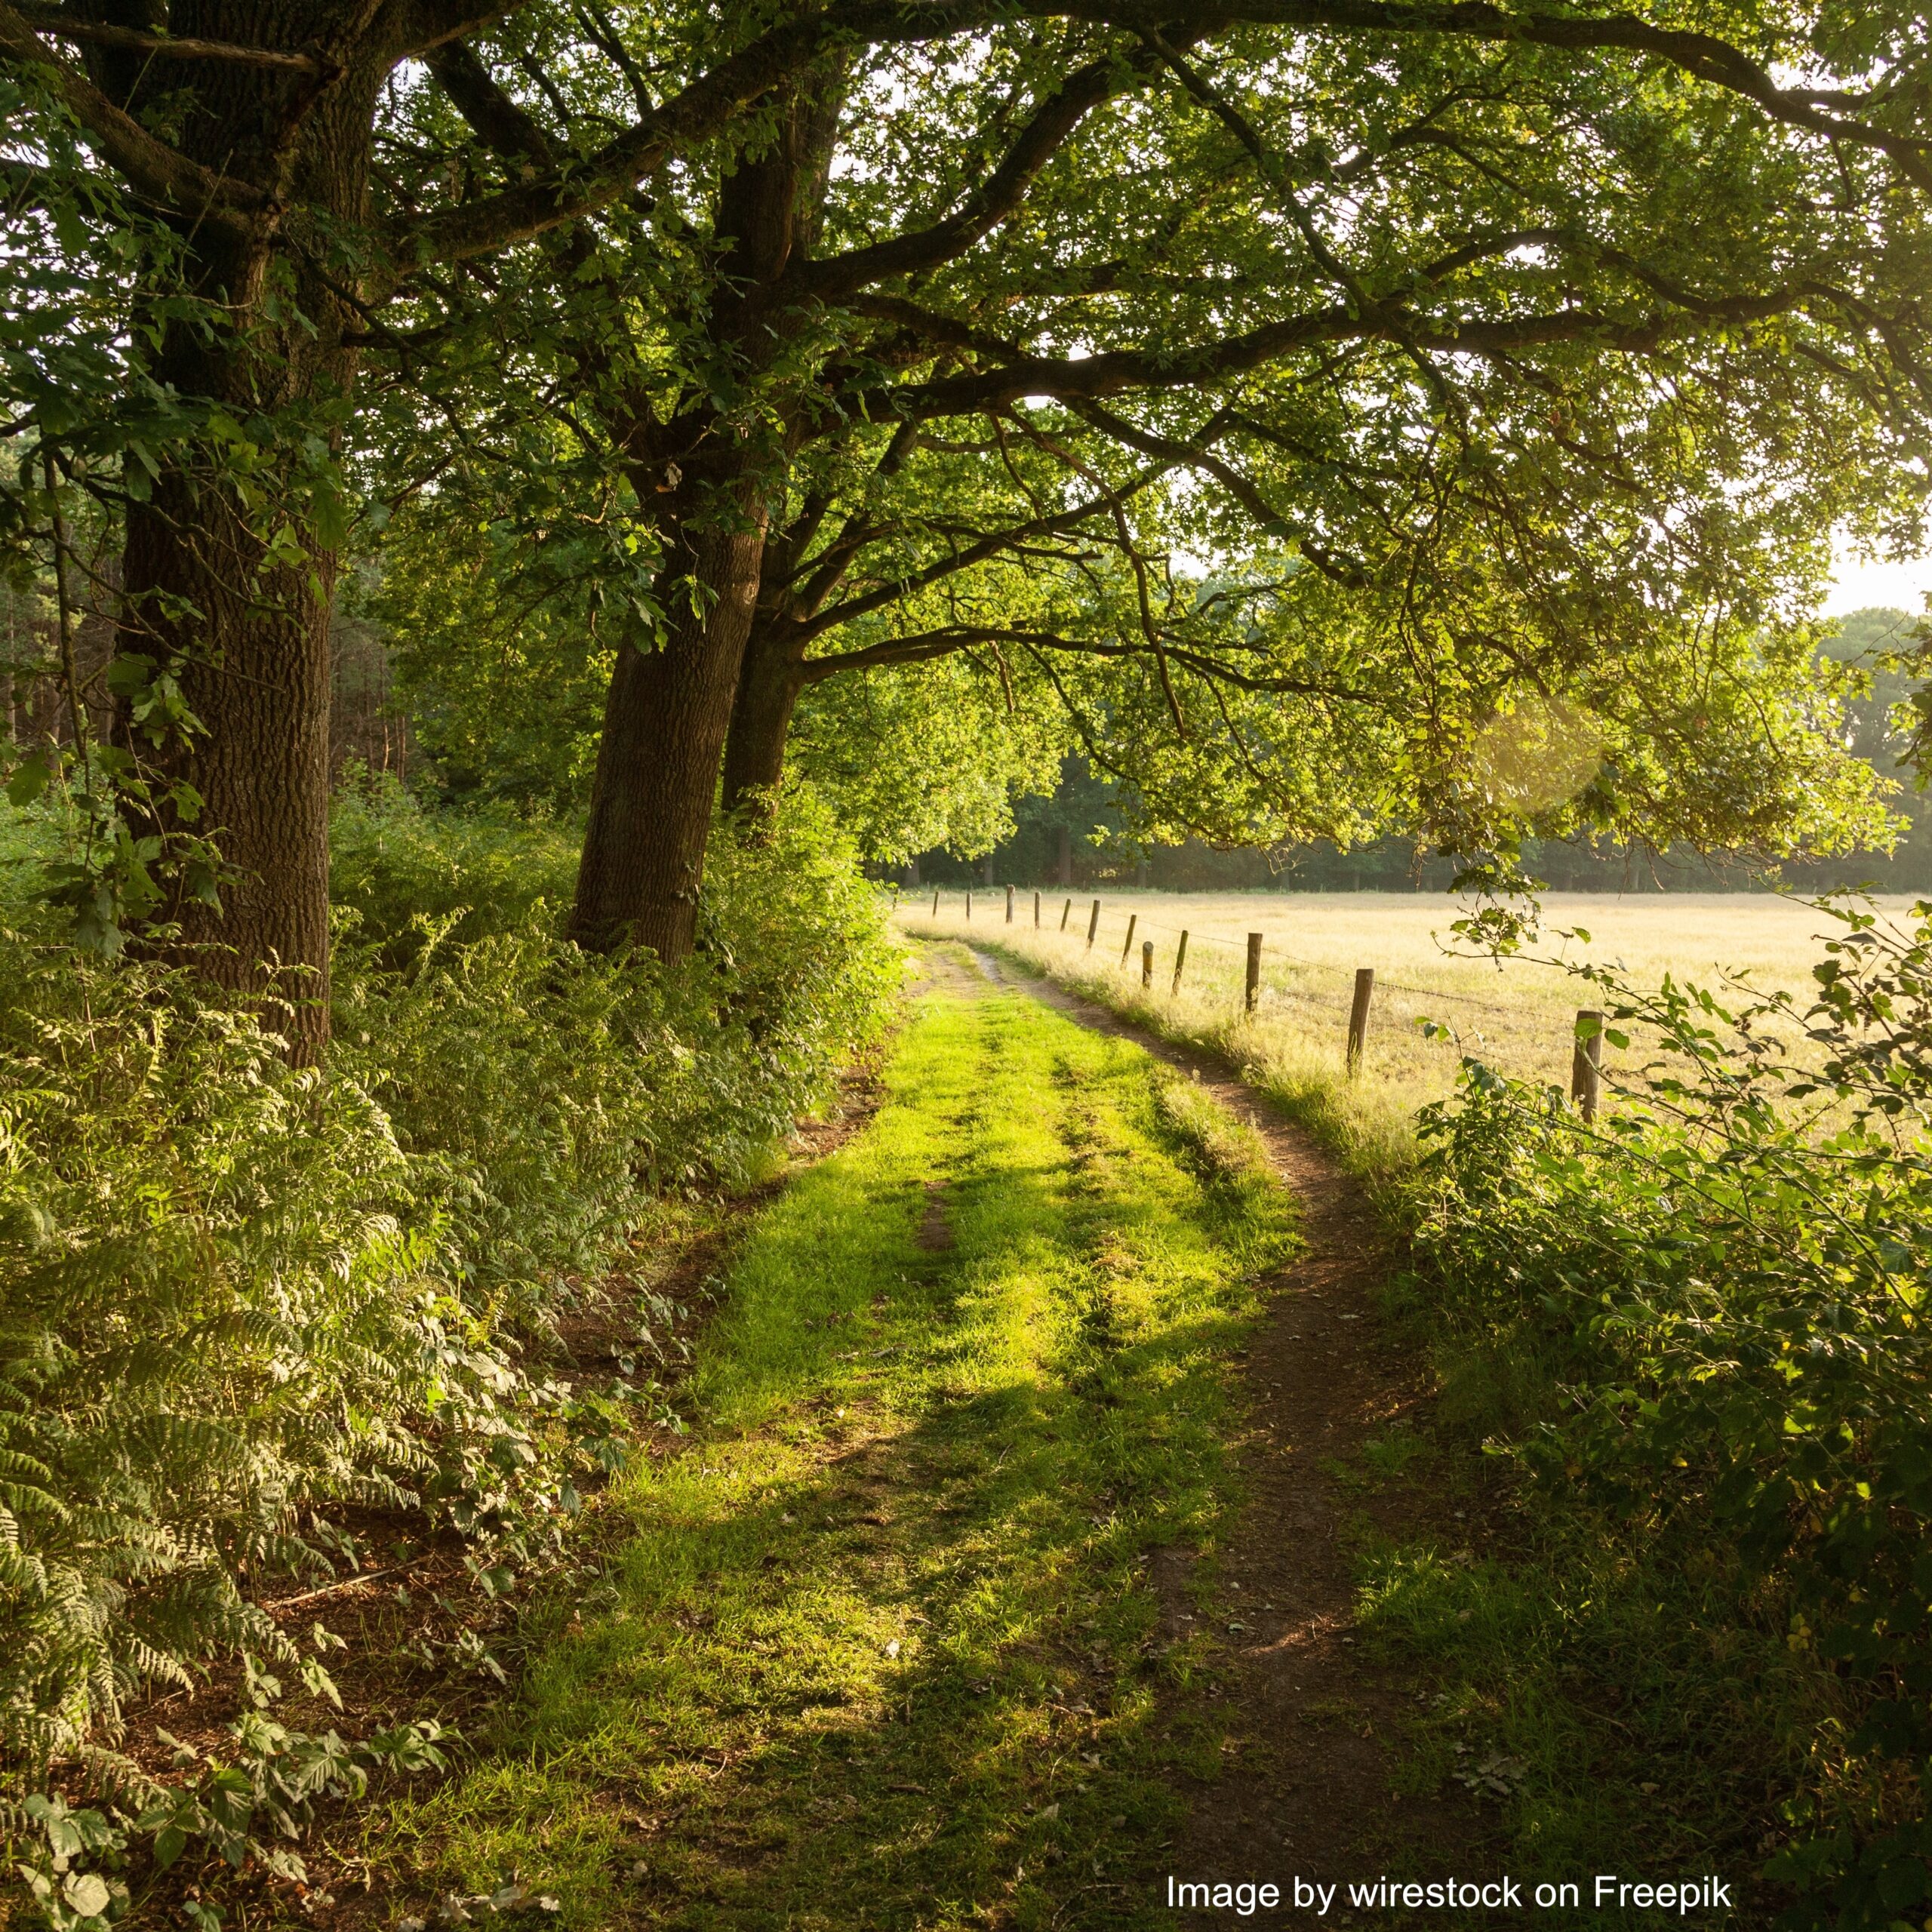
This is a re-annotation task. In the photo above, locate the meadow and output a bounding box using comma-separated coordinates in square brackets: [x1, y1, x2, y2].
[900, 888, 1914, 1173]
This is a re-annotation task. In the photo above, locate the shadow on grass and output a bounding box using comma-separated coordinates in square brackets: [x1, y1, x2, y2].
[356, 970, 1297, 1931]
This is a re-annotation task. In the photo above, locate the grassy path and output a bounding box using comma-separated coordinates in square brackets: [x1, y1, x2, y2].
[359, 949, 1297, 1929]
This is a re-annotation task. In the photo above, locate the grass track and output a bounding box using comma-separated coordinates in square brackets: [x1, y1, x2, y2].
[356, 955, 1297, 1929]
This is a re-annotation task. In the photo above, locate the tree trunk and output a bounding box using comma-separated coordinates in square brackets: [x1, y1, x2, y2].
[126, 466, 337, 1053]
[568, 78, 835, 958]
[93, 14, 385, 1060]
[569, 506, 768, 958]
[1057, 823, 1072, 886]
[721, 615, 805, 814]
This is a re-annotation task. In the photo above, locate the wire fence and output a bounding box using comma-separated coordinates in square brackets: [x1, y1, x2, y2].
[900, 884, 1606, 1113]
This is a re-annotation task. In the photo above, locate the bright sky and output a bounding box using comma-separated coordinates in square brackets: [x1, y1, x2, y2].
[1827, 542, 1932, 617]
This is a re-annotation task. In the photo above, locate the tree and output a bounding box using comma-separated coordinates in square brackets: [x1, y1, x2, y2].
[360, 0, 1930, 957]
[358, 465, 1063, 859]
[2, 5, 485, 1050]
[5, 0, 1066, 1017]
[11, 0, 1931, 1020]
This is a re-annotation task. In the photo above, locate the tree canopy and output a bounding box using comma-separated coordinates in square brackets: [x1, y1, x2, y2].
[4, 0, 1930, 1004]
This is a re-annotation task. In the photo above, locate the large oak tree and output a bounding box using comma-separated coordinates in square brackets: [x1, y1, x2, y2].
[365, 0, 1928, 915]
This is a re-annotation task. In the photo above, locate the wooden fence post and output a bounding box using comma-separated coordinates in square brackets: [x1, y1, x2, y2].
[1347, 968, 1375, 1071]
[931, 886, 939, 916]
[965, 889, 972, 920]
[1244, 934, 1262, 1014]
[1005, 884, 1014, 923]
[1141, 940, 1154, 989]
[1571, 1008, 1604, 1122]
[1086, 900, 1101, 949]
[1033, 890, 1041, 927]
[1120, 912, 1137, 965]
[1171, 930, 1189, 995]
[1061, 897, 1072, 931]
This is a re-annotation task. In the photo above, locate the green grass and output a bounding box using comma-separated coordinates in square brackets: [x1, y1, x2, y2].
[947, 935, 1790, 1921]
[931, 928, 1419, 1193]
[352, 950, 1296, 1930]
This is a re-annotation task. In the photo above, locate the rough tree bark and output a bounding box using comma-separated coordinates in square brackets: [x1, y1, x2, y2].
[568, 79, 841, 958]
[569, 502, 768, 957]
[76, 8, 389, 1059]
[719, 606, 807, 814]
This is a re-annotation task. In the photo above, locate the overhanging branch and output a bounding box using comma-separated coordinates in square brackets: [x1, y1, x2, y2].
[11, 4, 323, 70]
[0, 0, 267, 230]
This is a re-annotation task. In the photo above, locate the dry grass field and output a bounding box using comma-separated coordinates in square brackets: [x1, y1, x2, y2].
[896, 888, 1924, 1171]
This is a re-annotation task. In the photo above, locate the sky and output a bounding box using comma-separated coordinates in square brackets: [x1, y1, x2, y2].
[1827, 544, 1932, 617]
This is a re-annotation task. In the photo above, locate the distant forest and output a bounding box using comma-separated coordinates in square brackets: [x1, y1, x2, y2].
[921, 607, 1930, 895]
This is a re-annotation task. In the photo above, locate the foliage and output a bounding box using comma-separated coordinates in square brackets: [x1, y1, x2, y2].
[1793, 607, 1932, 892]
[351, 0, 1930, 877]
[783, 657, 1069, 865]
[352, 502, 616, 817]
[0, 789, 894, 1852]
[1405, 897, 1932, 1927]
[11, 1716, 454, 1927]
[328, 766, 579, 962]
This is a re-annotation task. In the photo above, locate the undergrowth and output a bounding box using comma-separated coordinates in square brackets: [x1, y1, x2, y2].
[0, 782, 897, 1921]
[1380, 897, 1932, 1930]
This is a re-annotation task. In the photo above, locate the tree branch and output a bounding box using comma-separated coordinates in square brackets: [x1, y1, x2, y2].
[425, 38, 559, 168]
[796, 42, 1149, 300]
[1063, 396, 1368, 586]
[383, 0, 991, 275]
[851, 281, 1823, 424]
[800, 622, 1375, 701]
[794, 466, 1167, 641]
[1066, 0, 1932, 192]
[11, 4, 322, 70]
[0, 0, 267, 230]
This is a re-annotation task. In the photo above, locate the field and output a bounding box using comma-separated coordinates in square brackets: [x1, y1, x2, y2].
[897, 888, 1917, 1167]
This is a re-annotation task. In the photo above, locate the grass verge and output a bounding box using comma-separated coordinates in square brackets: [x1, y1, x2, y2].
[909, 918, 1417, 1189]
[344, 949, 1296, 1930]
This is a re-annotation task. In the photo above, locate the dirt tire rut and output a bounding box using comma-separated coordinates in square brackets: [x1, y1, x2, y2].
[962, 947, 1494, 1919]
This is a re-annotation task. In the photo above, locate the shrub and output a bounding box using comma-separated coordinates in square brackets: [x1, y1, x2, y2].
[1407, 898, 1932, 1928]
[326, 766, 579, 964]
[0, 786, 896, 1811]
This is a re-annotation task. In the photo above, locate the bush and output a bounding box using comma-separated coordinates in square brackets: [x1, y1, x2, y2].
[326, 766, 580, 964]
[1407, 898, 1932, 1927]
[0, 786, 896, 1811]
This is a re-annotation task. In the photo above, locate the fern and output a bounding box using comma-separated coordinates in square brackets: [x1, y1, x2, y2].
[0, 786, 894, 1813]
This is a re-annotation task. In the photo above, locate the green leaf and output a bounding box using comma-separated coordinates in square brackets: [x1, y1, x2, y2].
[61, 1872, 110, 1919]
[6, 747, 54, 808]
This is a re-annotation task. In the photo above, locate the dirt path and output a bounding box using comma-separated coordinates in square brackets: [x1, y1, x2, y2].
[329, 949, 1494, 1932]
[964, 946, 1493, 1917]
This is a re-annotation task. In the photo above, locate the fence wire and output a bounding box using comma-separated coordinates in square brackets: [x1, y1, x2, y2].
[909, 891, 1530, 1026]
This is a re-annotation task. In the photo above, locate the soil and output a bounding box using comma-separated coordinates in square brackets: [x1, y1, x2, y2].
[961, 946, 1498, 1921]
